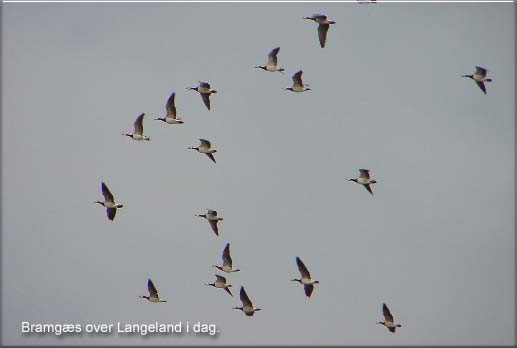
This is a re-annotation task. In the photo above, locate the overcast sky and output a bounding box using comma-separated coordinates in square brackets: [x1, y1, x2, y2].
[2, 1, 515, 346]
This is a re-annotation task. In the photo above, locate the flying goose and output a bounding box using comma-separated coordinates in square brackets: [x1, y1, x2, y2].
[255, 47, 285, 73]
[154, 92, 184, 124]
[139, 278, 167, 303]
[186, 81, 217, 110]
[303, 14, 336, 48]
[348, 169, 377, 196]
[377, 303, 402, 333]
[188, 139, 217, 163]
[205, 275, 233, 297]
[284, 70, 311, 93]
[461, 66, 493, 94]
[123, 113, 150, 141]
[291, 256, 320, 298]
[94, 182, 124, 221]
[212, 243, 240, 273]
[196, 209, 224, 236]
[233, 287, 261, 316]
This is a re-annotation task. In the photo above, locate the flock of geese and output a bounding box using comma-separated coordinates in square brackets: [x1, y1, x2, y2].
[92, 7, 494, 337]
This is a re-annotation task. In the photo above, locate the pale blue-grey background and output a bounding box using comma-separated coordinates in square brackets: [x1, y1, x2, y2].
[2, 2, 515, 345]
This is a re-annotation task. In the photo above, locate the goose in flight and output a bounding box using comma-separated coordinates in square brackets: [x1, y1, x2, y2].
[212, 243, 240, 273]
[188, 139, 217, 163]
[348, 169, 377, 196]
[205, 275, 233, 297]
[291, 256, 320, 298]
[303, 14, 336, 48]
[196, 209, 224, 236]
[255, 47, 285, 73]
[186, 81, 217, 110]
[139, 279, 167, 303]
[123, 113, 150, 141]
[154, 92, 184, 124]
[94, 182, 124, 221]
[284, 70, 311, 93]
[233, 287, 261, 316]
[461, 66, 493, 94]
[377, 303, 402, 333]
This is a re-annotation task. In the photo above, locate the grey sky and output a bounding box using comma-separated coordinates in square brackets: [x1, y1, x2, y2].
[2, 2, 515, 346]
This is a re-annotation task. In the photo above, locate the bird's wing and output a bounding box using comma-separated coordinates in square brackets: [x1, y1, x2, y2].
[206, 153, 217, 164]
[476, 81, 487, 94]
[304, 284, 314, 298]
[296, 256, 311, 279]
[475, 66, 487, 76]
[292, 70, 304, 87]
[312, 14, 327, 20]
[166, 92, 176, 117]
[240, 287, 253, 308]
[107, 207, 116, 221]
[363, 184, 374, 196]
[199, 81, 211, 89]
[383, 303, 394, 322]
[209, 219, 219, 236]
[224, 287, 233, 297]
[148, 279, 159, 297]
[268, 47, 280, 66]
[101, 182, 115, 203]
[358, 169, 371, 179]
[222, 243, 233, 267]
[215, 274, 227, 283]
[200, 93, 211, 110]
[199, 139, 211, 148]
[318, 24, 330, 48]
[134, 113, 145, 135]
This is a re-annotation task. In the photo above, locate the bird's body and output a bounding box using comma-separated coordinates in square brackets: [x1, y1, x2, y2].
[94, 182, 123, 221]
[255, 47, 285, 73]
[304, 14, 336, 48]
[233, 287, 261, 316]
[461, 66, 493, 94]
[140, 279, 167, 303]
[155, 92, 184, 124]
[197, 209, 223, 236]
[284, 70, 311, 93]
[291, 256, 319, 298]
[189, 139, 217, 163]
[377, 303, 402, 333]
[123, 113, 150, 141]
[348, 169, 377, 195]
[186, 81, 217, 110]
[205, 275, 233, 296]
[213, 243, 240, 273]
